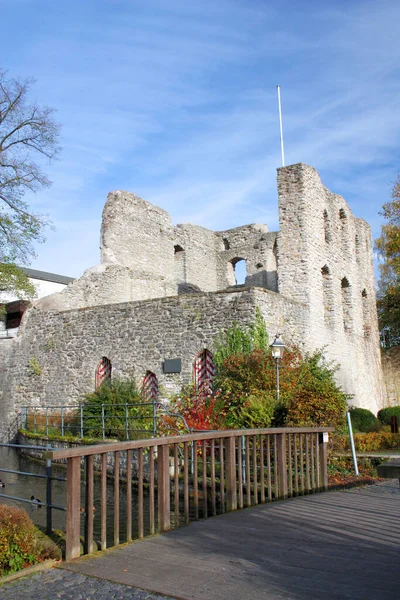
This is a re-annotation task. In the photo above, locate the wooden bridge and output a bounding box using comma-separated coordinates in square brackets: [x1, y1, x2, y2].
[48, 427, 332, 560]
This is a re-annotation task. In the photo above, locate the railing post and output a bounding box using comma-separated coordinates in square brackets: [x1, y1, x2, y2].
[66, 456, 81, 561]
[158, 444, 170, 532]
[80, 404, 84, 438]
[21, 407, 27, 431]
[46, 453, 52, 535]
[276, 432, 288, 500]
[224, 436, 237, 511]
[318, 432, 329, 491]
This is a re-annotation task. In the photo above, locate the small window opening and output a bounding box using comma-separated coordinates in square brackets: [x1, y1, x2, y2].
[362, 289, 370, 338]
[323, 210, 331, 243]
[174, 245, 184, 254]
[321, 266, 334, 327]
[341, 277, 352, 333]
[339, 208, 346, 220]
[232, 258, 246, 285]
[355, 235, 361, 262]
[222, 238, 230, 250]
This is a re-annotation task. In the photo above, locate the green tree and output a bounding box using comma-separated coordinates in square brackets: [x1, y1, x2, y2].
[376, 175, 400, 345]
[0, 68, 61, 306]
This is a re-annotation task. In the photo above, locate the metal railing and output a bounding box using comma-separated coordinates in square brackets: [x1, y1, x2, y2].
[20, 401, 191, 441]
[48, 426, 333, 560]
[0, 443, 66, 533]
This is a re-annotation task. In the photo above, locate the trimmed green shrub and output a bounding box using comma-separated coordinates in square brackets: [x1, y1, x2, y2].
[377, 406, 400, 426]
[0, 504, 61, 576]
[0, 504, 37, 575]
[349, 407, 380, 432]
[81, 377, 153, 439]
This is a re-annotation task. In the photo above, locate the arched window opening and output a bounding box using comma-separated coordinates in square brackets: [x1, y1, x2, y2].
[323, 210, 331, 243]
[174, 245, 185, 285]
[355, 235, 361, 262]
[142, 371, 159, 401]
[341, 278, 353, 333]
[361, 289, 370, 338]
[193, 349, 215, 391]
[95, 357, 112, 389]
[321, 266, 334, 327]
[231, 257, 246, 285]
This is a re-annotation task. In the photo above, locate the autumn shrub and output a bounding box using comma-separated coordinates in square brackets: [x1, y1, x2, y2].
[377, 406, 400, 426]
[216, 347, 348, 429]
[0, 504, 39, 575]
[348, 407, 380, 432]
[331, 431, 400, 453]
[170, 386, 228, 431]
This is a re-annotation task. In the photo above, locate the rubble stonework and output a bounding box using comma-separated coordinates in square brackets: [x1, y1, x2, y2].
[0, 163, 384, 441]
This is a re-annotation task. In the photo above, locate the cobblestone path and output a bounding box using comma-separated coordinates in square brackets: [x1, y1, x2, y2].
[0, 568, 175, 600]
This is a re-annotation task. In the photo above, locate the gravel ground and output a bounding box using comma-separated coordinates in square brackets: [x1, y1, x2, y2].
[1, 479, 398, 600]
[344, 478, 400, 496]
[0, 568, 176, 600]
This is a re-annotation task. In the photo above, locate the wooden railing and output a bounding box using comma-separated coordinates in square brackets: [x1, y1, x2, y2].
[47, 427, 333, 560]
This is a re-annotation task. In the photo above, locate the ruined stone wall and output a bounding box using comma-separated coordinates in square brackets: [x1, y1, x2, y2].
[215, 226, 277, 291]
[0, 339, 20, 441]
[34, 191, 278, 313]
[277, 164, 383, 411]
[0, 163, 385, 440]
[0, 288, 308, 440]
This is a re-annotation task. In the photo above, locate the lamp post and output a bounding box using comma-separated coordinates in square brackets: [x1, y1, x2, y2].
[270, 334, 285, 402]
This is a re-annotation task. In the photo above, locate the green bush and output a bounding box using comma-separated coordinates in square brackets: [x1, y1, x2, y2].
[0, 504, 38, 575]
[349, 407, 380, 432]
[377, 406, 400, 425]
[81, 377, 153, 439]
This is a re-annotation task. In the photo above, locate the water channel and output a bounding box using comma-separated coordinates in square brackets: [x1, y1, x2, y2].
[0, 446, 155, 548]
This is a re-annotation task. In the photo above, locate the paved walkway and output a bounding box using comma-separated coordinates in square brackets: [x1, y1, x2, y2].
[1, 481, 399, 600]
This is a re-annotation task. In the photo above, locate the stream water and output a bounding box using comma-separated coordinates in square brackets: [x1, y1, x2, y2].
[0, 446, 154, 547]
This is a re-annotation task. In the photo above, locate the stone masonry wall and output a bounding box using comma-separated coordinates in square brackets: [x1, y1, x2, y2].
[0, 288, 307, 441]
[277, 164, 383, 412]
[381, 346, 400, 406]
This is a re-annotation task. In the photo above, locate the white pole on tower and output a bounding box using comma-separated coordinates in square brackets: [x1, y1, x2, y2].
[277, 85, 285, 167]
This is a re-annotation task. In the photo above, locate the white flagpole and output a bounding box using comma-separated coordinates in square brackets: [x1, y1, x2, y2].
[277, 85, 285, 167]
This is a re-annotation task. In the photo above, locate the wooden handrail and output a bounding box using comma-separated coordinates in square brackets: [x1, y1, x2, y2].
[60, 427, 333, 561]
[46, 427, 333, 460]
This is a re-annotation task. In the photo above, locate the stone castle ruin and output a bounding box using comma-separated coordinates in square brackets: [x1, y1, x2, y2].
[0, 163, 384, 441]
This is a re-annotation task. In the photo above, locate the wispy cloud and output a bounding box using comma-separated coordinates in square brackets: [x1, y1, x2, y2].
[1, 0, 399, 276]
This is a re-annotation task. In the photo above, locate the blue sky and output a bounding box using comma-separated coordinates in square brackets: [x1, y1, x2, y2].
[2, 0, 400, 278]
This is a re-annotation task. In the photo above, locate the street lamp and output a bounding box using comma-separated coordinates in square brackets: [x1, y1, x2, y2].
[270, 334, 285, 402]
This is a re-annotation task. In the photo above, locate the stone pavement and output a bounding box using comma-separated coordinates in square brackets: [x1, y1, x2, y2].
[0, 568, 175, 600]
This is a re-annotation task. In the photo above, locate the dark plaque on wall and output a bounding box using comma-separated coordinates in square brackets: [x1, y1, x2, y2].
[163, 359, 182, 374]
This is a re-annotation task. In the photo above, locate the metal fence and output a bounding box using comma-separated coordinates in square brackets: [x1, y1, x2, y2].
[0, 443, 66, 533]
[20, 401, 190, 441]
